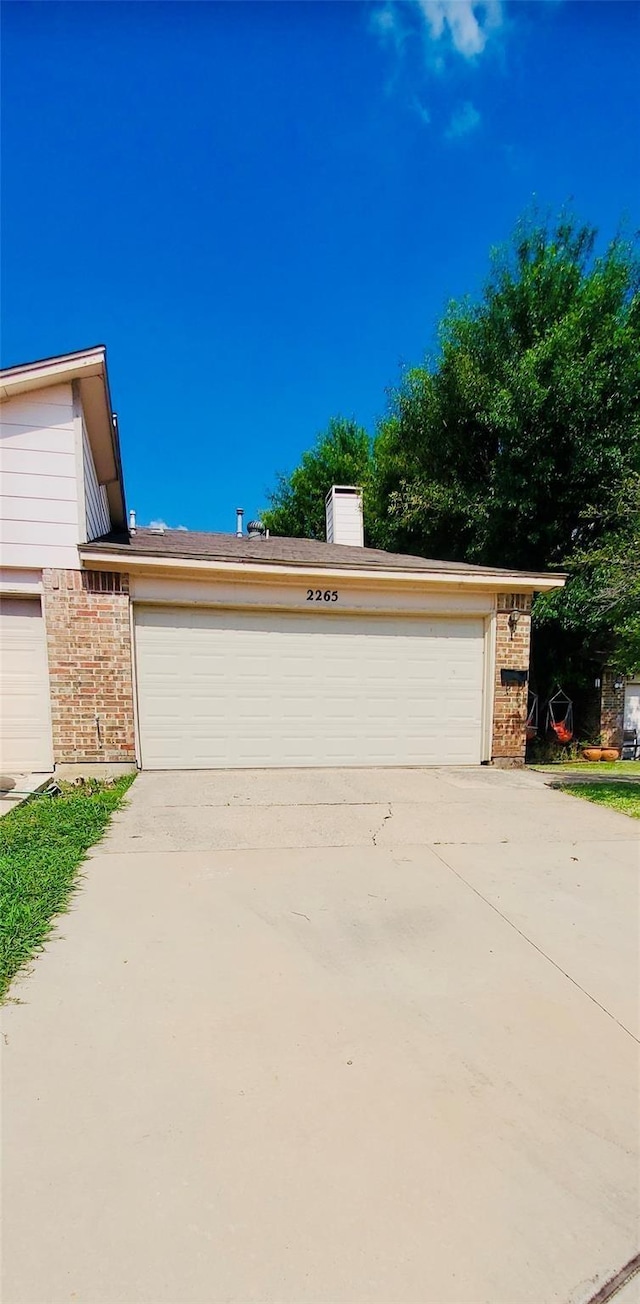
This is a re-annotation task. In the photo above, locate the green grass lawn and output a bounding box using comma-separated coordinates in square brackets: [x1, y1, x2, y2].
[531, 760, 640, 777]
[558, 781, 640, 819]
[0, 776, 134, 1001]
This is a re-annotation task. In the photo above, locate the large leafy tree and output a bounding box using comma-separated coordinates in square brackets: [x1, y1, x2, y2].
[262, 417, 373, 541]
[373, 215, 640, 578]
[262, 213, 640, 681]
[535, 471, 640, 676]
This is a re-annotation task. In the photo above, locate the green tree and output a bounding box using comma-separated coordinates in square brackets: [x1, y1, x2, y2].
[373, 214, 640, 576]
[263, 417, 373, 541]
[535, 471, 640, 676]
[261, 212, 639, 683]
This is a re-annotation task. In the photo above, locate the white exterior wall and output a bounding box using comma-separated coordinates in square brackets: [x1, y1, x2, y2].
[0, 384, 80, 569]
[82, 414, 110, 540]
[130, 573, 495, 617]
[0, 382, 113, 569]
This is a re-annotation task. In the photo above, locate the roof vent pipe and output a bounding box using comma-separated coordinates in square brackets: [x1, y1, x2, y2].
[236, 508, 244, 538]
[129, 509, 136, 535]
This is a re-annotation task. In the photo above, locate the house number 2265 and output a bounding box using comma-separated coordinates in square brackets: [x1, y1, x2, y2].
[306, 589, 339, 602]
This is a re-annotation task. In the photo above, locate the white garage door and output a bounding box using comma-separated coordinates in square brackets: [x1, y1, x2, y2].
[0, 598, 53, 773]
[135, 606, 486, 769]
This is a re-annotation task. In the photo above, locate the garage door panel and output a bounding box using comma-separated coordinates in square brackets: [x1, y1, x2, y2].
[0, 597, 53, 772]
[135, 607, 485, 769]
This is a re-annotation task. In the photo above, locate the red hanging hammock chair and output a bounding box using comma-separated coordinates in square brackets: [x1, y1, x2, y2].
[546, 687, 574, 745]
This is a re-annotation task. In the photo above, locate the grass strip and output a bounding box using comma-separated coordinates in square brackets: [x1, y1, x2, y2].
[0, 776, 135, 1000]
[531, 761, 640, 777]
[558, 781, 640, 820]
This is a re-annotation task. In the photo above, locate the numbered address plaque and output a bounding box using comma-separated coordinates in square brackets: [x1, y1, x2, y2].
[306, 589, 339, 603]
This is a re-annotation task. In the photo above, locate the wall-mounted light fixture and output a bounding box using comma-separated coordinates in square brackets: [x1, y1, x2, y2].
[508, 607, 521, 638]
[614, 676, 625, 692]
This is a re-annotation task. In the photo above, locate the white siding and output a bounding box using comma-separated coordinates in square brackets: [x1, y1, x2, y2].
[82, 415, 110, 540]
[0, 384, 80, 569]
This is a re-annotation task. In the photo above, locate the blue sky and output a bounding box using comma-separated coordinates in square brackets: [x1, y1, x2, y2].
[2, 1, 638, 532]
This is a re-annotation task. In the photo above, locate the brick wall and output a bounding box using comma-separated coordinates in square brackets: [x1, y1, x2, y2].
[40, 571, 538, 768]
[600, 668, 624, 748]
[492, 593, 533, 766]
[43, 569, 136, 765]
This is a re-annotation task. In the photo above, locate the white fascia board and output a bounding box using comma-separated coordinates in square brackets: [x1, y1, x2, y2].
[0, 348, 106, 399]
[79, 549, 565, 592]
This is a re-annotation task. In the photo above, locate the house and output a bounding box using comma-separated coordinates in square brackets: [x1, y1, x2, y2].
[1, 346, 567, 775]
[600, 670, 640, 752]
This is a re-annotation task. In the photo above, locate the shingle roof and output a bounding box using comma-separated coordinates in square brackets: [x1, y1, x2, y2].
[81, 527, 540, 578]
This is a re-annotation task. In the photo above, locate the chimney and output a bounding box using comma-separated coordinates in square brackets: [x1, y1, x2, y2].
[325, 486, 364, 547]
[236, 508, 244, 538]
[128, 509, 136, 535]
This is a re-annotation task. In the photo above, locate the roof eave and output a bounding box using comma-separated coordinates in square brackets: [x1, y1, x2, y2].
[0, 345, 107, 397]
[78, 546, 565, 592]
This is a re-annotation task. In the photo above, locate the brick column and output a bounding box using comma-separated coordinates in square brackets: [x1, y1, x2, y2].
[43, 569, 136, 766]
[600, 669, 624, 748]
[491, 593, 533, 767]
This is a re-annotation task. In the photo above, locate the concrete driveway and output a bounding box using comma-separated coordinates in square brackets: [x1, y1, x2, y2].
[2, 767, 639, 1304]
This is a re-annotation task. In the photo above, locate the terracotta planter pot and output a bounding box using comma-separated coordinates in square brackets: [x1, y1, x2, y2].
[601, 748, 620, 762]
[582, 748, 603, 762]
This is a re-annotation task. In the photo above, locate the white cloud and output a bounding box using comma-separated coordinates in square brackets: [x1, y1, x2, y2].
[413, 97, 432, 127]
[369, 3, 406, 52]
[144, 518, 190, 531]
[370, 1, 498, 138]
[417, 0, 502, 58]
[371, 0, 502, 63]
[445, 100, 482, 138]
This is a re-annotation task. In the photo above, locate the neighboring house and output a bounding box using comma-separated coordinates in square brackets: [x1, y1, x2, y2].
[2, 346, 567, 775]
[600, 670, 640, 750]
[1, 347, 127, 773]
